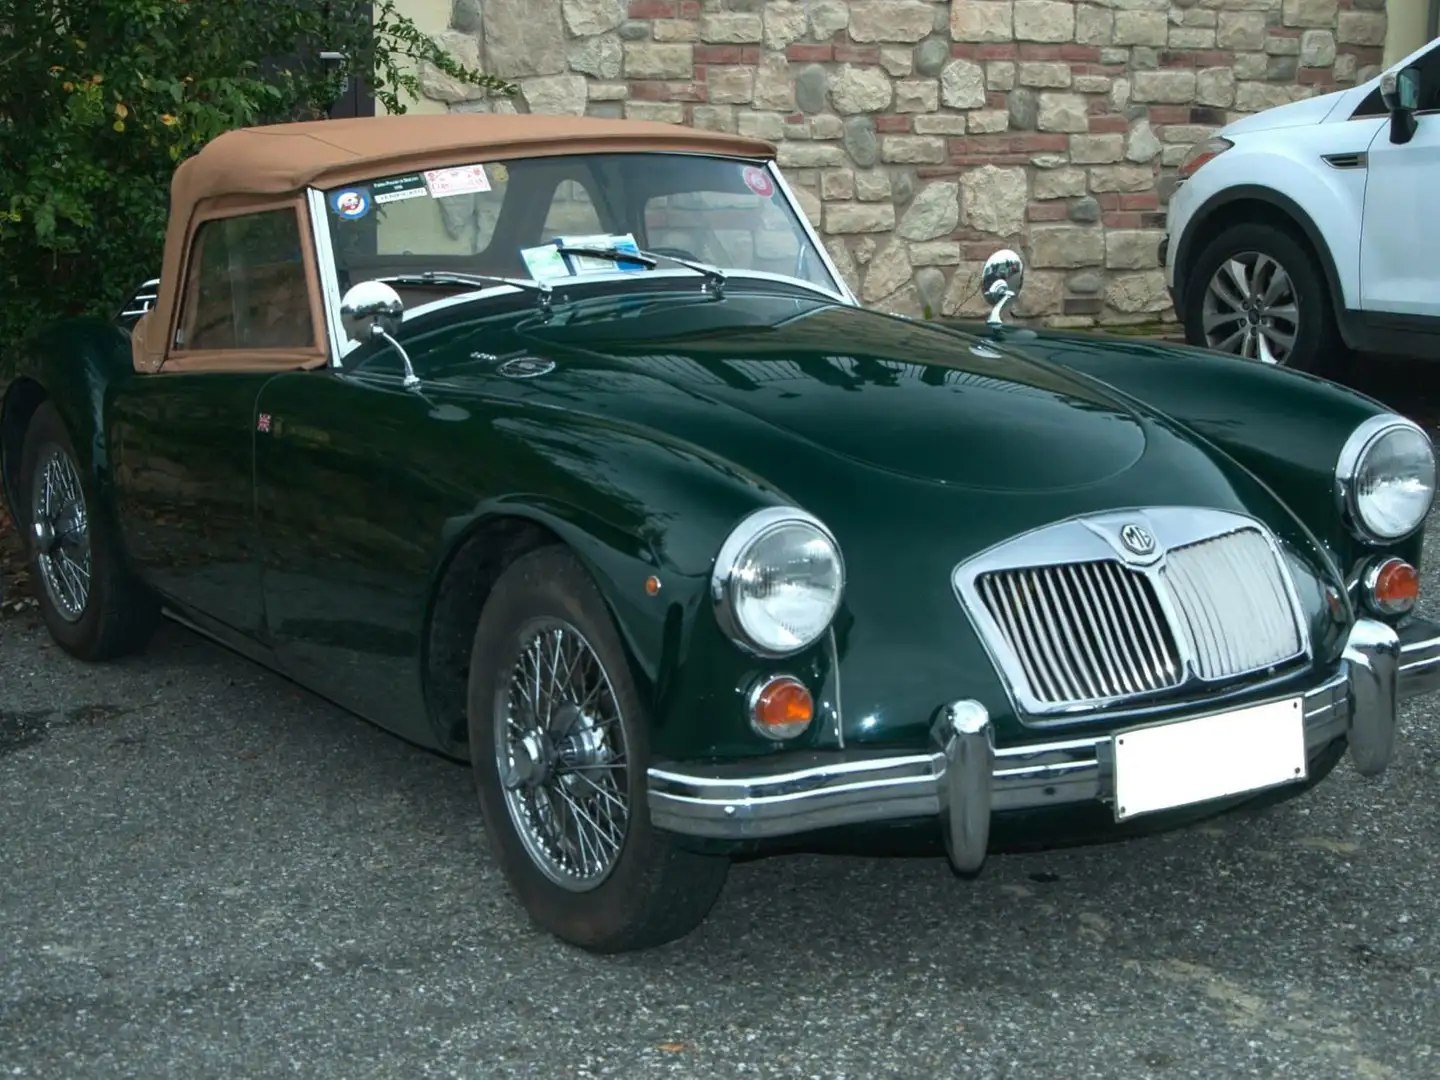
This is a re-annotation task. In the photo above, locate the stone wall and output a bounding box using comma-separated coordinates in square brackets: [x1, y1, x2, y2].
[412, 0, 1389, 327]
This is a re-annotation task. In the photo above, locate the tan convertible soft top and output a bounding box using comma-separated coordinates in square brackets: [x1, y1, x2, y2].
[134, 113, 777, 372]
[172, 113, 777, 207]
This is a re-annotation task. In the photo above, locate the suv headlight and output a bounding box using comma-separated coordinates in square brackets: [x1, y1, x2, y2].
[712, 506, 845, 657]
[1177, 136, 1233, 181]
[1336, 414, 1436, 542]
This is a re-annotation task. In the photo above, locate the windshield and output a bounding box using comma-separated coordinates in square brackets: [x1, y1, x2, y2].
[321, 152, 840, 304]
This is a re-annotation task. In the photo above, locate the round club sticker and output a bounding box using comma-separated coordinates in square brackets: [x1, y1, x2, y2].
[742, 166, 774, 198]
[331, 188, 370, 219]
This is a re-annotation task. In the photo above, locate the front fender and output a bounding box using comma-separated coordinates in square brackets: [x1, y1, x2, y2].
[429, 411, 840, 764]
[986, 326, 1422, 577]
[1171, 117, 1380, 310]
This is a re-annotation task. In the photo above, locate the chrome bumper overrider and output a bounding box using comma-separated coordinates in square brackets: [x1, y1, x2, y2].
[647, 617, 1440, 871]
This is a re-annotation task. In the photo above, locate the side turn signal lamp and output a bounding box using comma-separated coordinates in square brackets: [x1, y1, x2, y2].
[748, 675, 814, 741]
[1363, 557, 1419, 616]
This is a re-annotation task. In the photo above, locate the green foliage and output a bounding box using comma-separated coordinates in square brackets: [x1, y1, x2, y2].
[0, 0, 515, 355]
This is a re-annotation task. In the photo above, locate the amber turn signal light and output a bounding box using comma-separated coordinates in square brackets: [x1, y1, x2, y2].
[1364, 557, 1419, 616]
[749, 675, 814, 741]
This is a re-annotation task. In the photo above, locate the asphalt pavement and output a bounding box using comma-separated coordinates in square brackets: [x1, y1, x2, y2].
[2, 353, 1439, 1079]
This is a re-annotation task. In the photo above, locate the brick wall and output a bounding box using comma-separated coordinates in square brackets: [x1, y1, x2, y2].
[410, 0, 1389, 327]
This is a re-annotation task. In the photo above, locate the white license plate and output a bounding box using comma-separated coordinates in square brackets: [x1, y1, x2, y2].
[1112, 697, 1307, 821]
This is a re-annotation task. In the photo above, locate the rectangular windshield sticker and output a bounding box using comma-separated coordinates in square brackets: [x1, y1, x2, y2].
[520, 244, 572, 282]
[372, 174, 429, 204]
[424, 165, 491, 198]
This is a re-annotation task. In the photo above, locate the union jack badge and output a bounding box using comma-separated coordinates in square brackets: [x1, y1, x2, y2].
[257, 413, 272, 433]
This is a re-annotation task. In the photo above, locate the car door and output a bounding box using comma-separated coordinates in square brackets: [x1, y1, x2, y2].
[109, 199, 330, 645]
[1358, 47, 1440, 320]
[252, 359, 468, 748]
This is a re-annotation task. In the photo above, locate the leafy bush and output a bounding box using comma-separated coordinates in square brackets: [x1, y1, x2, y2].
[0, 0, 515, 354]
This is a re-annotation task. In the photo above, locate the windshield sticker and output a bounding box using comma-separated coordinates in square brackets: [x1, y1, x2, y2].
[491, 163, 509, 183]
[330, 188, 371, 219]
[424, 164, 492, 198]
[742, 166, 775, 198]
[372, 174, 429, 205]
[520, 244, 573, 282]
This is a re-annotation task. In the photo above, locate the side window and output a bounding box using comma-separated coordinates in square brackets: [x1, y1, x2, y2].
[176, 208, 313, 351]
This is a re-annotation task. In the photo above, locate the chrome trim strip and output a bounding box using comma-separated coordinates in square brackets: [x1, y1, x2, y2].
[766, 161, 859, 306]
[825, 626, 845, 750]
[951, 507, 1312, 722]
[647, 617, 1439, 841]
[306, 187, 348, 367]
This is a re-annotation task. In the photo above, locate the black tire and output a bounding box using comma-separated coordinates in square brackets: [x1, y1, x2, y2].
[17, 401, 160, 660]
[1181, 221, 1348, 379]
[466, 544, 730, 953]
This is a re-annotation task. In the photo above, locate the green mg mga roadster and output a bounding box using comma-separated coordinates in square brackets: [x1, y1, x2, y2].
[4, 114, 1440, 952]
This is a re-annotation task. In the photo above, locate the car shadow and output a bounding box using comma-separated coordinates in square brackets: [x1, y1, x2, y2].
[11, 609, 1411, 988]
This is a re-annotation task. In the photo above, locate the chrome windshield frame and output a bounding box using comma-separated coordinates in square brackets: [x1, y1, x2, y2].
[765, 160, 859, 307]
[305, 151, 858, 365]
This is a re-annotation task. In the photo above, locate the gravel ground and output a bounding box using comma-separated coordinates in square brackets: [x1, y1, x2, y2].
[2, 357, 1439, 1079]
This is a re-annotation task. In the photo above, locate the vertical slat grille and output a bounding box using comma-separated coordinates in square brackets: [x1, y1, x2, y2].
[1159, 528, 1302, 680]
[978, 560, 1183, 706]
[972, 525, 1305, 711]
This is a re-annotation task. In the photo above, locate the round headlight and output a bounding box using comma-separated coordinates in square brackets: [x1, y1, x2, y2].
[1336, 414, 1437, 542]
[712, 506, 845, 657]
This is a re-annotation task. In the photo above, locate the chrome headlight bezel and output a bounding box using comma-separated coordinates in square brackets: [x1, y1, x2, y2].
[1335, 413, 1437, 544]
[710, 505, 846, 658]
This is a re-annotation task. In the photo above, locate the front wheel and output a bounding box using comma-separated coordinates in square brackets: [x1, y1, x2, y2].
[1181, 222, 1348, 379]
[18, 401, 159, 660]
[466, 544, 730, 953]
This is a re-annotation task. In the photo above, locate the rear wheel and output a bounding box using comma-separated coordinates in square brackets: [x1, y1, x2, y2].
[466, 544, 730, 953]
[18, 401, 159, 660]
[1182, 222, 1347, 379]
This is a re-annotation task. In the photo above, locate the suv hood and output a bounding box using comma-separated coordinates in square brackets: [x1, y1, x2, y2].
[1222, 88, 1349, 135]
[503, 294, 1148, 494]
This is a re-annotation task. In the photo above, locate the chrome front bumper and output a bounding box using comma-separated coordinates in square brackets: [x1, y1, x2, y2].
[648, 617, 1440, 872]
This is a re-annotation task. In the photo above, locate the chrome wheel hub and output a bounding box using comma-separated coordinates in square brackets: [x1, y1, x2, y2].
[1201, 252, 1299, 365]
[494, 620, 630, 892]
[29, 447, 91, 623]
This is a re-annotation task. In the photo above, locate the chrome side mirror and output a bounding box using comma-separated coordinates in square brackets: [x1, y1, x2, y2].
[982, 249, 1025, 328]
[341, 280, 404, 338]
[340, 280, 419, 390]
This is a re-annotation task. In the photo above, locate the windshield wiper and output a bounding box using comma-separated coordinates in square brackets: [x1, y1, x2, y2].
[553, 246, 726, 298]
[379, 271, 554, 313]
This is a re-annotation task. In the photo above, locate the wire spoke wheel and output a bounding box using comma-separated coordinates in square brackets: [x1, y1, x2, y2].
[1201, 251, 1300, 366]
[29, 445, 91, 623]
[494, 618, 631, 892]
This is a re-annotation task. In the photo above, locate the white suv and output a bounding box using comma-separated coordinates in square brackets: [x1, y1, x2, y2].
[1163, 37, 1440, 377]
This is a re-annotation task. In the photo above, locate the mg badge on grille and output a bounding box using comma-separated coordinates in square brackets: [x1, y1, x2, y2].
[1120, 523, 1156, 556]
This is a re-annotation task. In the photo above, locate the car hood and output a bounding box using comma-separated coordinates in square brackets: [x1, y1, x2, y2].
[408, 290, 1348, 748]
[1222, 88, 1348, 135]
[498, 294, 1148, 494]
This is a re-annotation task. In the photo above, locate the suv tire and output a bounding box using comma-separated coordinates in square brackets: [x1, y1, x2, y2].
[1182, 221, 1347, 379]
